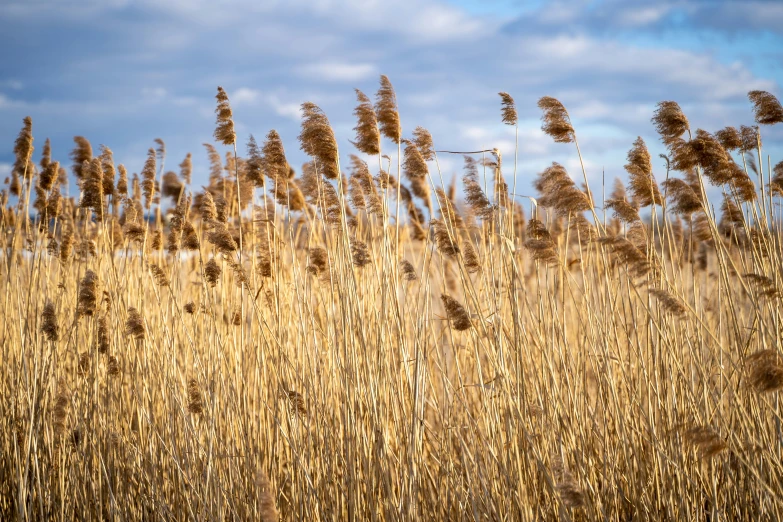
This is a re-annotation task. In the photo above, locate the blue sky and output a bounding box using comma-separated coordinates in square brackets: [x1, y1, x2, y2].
[1, 0, 782, 202]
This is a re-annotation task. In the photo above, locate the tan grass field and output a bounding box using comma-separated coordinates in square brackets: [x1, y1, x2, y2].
[1, 79, 782, 520]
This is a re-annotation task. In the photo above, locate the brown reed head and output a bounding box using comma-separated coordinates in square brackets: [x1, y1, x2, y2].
[41, 301, 59, 342]
[299, 102, 340, 180]
[649, 288, 687, 317]
[715, 126, 742, 152]
[40, 137, 51, 169]
[214, 86, 236, 146]
[683, 425, 727, 459]
[99, 145, 116, 197]
[71, 136, 93, 180]
[204, 258, 222, 287]
[625, 137, 663, 206]
[77, 270, 99, 317]
[262, 130, 289, 183]
[412, 126, 434, 161]
[440, 294, 472, 331]
[748, 90, 783, 125]
[375, 75, 401, 144]
[352, 89, 381, 155]
[399, 259, 418, 281]
[141, 148, 156, 209]
[187, 378, 204, 415]
[350, 239, 372, 267]
[52, 379, 71, 440]
[661, 177, 702, 216]
[739, 125, 759, 153]
[125, 307, 145, 339]
[538, 96, 574, 143]
[498, 92, 518, 126]
[745, 350, 783, 393]
[13, 116, 34, 181]
[534, 162, 590, 215]
[149, 263, 169, 287]
[462, 156, 493, 221]
[39, 160, 59, 192]
[652, 101, 690, 146]
[402, 139, 428, 182]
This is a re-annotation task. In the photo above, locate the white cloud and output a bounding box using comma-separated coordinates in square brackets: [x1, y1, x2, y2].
[231, 87, 262, 106]
[298, 62, 377, 83]
[141, 87, 167, 100]
[0, 163, 11, 179]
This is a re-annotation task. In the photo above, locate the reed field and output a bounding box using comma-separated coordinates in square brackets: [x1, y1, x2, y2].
[2, 77, 783, 521]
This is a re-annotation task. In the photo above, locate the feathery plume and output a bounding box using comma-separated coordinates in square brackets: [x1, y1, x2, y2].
[125, 307, 145, 339]
[245, 135, 264, 188]
[435, 187, 464, 230]
[262, 130, 289, 183]
[187, 378, 204, 415]
[462, 156, 493, 221]
[176, 152, 192, 186]
[77, 270, 99, 317]
[107, 356, 121, 376]
[739, 125, 759, 153]
[39, 160, 59, 192]
[744, 273, 781, 300]
[625, 137, 663, 206]
[161, 171, 183, 203]
[375, 75, 401, 144]
[652, 101, 690, 146]
[41, 301, 59, 342]
[440, 294, 472, 331]
[432, 218, 460, 257]
[352, 89, 381, 155]
[605, 179, 640, 223]
[256, 466, 279, 522]
[662, 178, 702, 216]
[351, 239, 372, 267]
[683, 426, 727, 460]
[534, 162, 591, 216]
[99, 145, 116, 197]
[71, 136, 93, 180]
[204, 258, 222, 287]
[140, 148, 156, 209]
[182, 221, 200, 250]
[13, 116, 34, 180]
[40, 137, 51, 170]
[214, 86, 236, 145]
[538, 97, 574, 143]
[52, 379, 70, 439]
[349, 156, 383, 215]
[598, 236, 653, 278]
[306, 247, 328, 276]
[412, 126, 434, 161]
[299, 102, 340, 180]
[79, 158, 105, 219]
[403, 139, 428, 182]
[60, 227, 74, 266]
[149, 263, 169, 287]
[116, 165, 128, 197]
[96, 315, 110, 354]
[748, 90, 783, 125]
[649, 288, 687, 317]
[524, 219, 558, 264]
[498, 92, 518, 126]
[715, 127, 742, 152]
[462, 237, 481, 273]
[399, 259, 417, 281]
[745, 350, 783, 393]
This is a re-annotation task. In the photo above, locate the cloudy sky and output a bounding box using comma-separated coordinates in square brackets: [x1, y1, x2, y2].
[1, 0, 782, 201]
